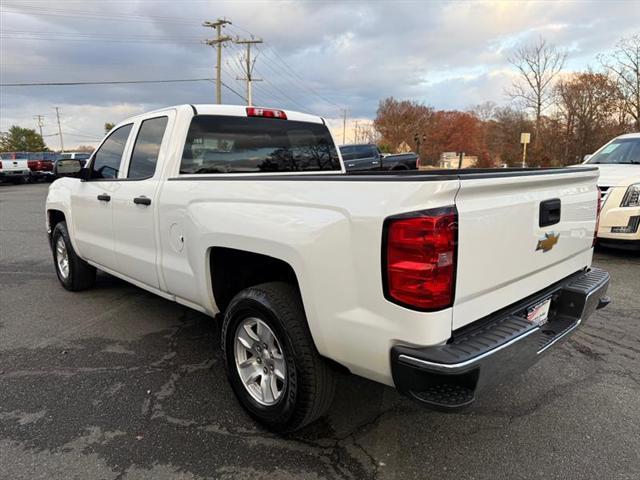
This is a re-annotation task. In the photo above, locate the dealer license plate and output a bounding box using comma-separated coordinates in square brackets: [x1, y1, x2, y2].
[526, 297, 551, 326]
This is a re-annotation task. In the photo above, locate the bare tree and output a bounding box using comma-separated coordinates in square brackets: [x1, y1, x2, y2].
[555, 71, 621, 163]
[599, 34, 640, 131]
[506, 37, 567, 148]
[470, 101, 497, 122]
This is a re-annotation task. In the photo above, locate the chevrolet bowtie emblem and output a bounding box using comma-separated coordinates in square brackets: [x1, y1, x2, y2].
[536, 232, 559, 252]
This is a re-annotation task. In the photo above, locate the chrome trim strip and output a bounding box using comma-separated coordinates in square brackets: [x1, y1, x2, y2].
[398, 327, 540, 370]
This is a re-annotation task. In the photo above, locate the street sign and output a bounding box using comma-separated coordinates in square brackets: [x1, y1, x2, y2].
[520, 132, 530, 168]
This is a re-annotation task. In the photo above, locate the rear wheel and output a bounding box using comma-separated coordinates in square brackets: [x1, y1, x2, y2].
[221, 282, 336, 432]
[52, 221, 96, 291]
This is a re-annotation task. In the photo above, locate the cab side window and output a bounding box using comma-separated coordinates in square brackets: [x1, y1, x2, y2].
[127, 116, 168, 179]
[91, 124, 133, 179]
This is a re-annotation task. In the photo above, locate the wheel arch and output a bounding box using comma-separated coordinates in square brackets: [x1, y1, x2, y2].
[47, 209, 67, 245]
[208, 247, 300, 313]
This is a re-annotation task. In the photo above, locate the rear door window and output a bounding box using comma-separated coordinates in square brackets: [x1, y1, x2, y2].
[127, 116, 168, 179]
[180, 115, 340, 174]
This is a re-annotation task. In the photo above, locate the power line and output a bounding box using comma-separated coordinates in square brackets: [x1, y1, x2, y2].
[0, 5, 202, 26]
[226, 23, 341, 110]
[1, 78, 216, 87]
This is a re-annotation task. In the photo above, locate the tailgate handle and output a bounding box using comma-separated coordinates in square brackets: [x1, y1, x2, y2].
[539, 198, 561, 227]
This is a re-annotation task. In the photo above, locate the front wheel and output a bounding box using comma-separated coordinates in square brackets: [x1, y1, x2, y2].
[52, 221, 96, 291]
[221, 282, 336, 433]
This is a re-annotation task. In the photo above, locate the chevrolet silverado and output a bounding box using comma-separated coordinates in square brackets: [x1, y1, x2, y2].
[46, 104, 611, 432]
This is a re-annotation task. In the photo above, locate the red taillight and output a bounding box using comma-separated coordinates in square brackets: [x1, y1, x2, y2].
[593, 189, 602, 247]
[383, 206, 458, 311]
[246, 107, 287, 119]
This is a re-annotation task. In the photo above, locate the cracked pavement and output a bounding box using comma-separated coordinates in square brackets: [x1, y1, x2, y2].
[1, 183, 639, 479]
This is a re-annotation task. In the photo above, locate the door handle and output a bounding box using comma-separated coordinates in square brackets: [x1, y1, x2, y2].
[133, 196, 151, 206]
[539, 198, 561, 227]
[97, 194, 111, 202]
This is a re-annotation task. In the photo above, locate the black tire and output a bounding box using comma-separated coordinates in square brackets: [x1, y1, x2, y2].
[10, 176, 25, 185]
[52, 221, 96, 291]
[221, 282, 336, 433]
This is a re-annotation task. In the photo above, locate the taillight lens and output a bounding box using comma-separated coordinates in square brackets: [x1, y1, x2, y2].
[593, 189, 602, 247]
[383, 206, 458, 311]
[246, 107, 287, 119]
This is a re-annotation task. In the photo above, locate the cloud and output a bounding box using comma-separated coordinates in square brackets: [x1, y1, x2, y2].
[1, 0, 638, 150]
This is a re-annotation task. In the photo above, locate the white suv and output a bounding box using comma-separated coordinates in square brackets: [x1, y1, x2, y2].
[584, 133, 640, 250]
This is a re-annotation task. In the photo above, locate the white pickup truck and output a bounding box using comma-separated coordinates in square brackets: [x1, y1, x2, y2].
[0, 152, 30, 184]
[47, 104, 611, 432]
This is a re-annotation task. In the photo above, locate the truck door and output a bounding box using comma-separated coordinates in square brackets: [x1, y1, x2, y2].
[110, 114, 172, 290]
[70, 124, 133, 269]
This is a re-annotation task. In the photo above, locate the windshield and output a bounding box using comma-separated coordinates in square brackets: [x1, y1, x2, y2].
[586, 138, 640, 165]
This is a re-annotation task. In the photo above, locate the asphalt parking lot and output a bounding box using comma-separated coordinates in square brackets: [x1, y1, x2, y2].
[1, 182, 639, 480]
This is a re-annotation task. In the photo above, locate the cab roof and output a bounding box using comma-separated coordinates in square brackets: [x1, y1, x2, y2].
[126, 104, 325, 125]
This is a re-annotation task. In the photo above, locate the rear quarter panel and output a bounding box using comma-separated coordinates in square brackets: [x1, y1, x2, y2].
[158, 177, 459, 385]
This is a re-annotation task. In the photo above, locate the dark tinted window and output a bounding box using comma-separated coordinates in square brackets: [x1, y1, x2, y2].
[180, 115, 340, 174]
[0, 152, 28, 160]
[91, 124, 132, 179]
[128, 116, 168, 179]
[339, 146, 357, 160]
[339, 145, 377, 160]
[587, 138, 640, 165]
[28, 152, 58, 161]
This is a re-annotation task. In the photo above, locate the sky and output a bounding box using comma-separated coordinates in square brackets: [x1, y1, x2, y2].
[1, 0, 639, 150]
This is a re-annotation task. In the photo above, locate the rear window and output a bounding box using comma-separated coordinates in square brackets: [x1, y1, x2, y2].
[180, 115, 340, 174]
[339, 145, 377, 160]
[0, 152, 28, 160]
[27, 152, 58, 161]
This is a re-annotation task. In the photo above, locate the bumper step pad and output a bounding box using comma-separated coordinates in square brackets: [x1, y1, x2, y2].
[410, 384, 475, 409]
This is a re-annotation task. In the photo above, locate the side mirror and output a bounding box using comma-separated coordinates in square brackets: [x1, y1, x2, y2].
[583, 154, 592, 162]
[54, 159, 83, 178]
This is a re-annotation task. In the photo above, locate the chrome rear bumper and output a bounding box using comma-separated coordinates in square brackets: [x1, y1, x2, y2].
[391, 268, 610, 409]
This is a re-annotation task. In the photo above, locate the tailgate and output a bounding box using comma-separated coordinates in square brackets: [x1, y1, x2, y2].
[452, 168, 599, 329]
[2, 160, 29, 172]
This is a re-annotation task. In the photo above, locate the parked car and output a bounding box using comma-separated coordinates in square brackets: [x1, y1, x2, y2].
[340, 143, 418, 171]
[582, 132, 640, 250]
[58, 152, 92, 166]
[0, 152, 30, 184]
[27, 152, 58, 182]
[47, 104, 610, 432]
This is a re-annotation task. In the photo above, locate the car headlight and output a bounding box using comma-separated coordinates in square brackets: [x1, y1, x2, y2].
[621, 184, 640, 207]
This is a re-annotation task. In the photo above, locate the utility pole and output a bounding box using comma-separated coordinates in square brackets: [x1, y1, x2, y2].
[203, 18, 233, 104]
[341, 109, 348, 144]
[54, 107, 64, 153]
[235, 37, 263, 106]
[353, 120, 360, 143]
[33, 115, 44, 138]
